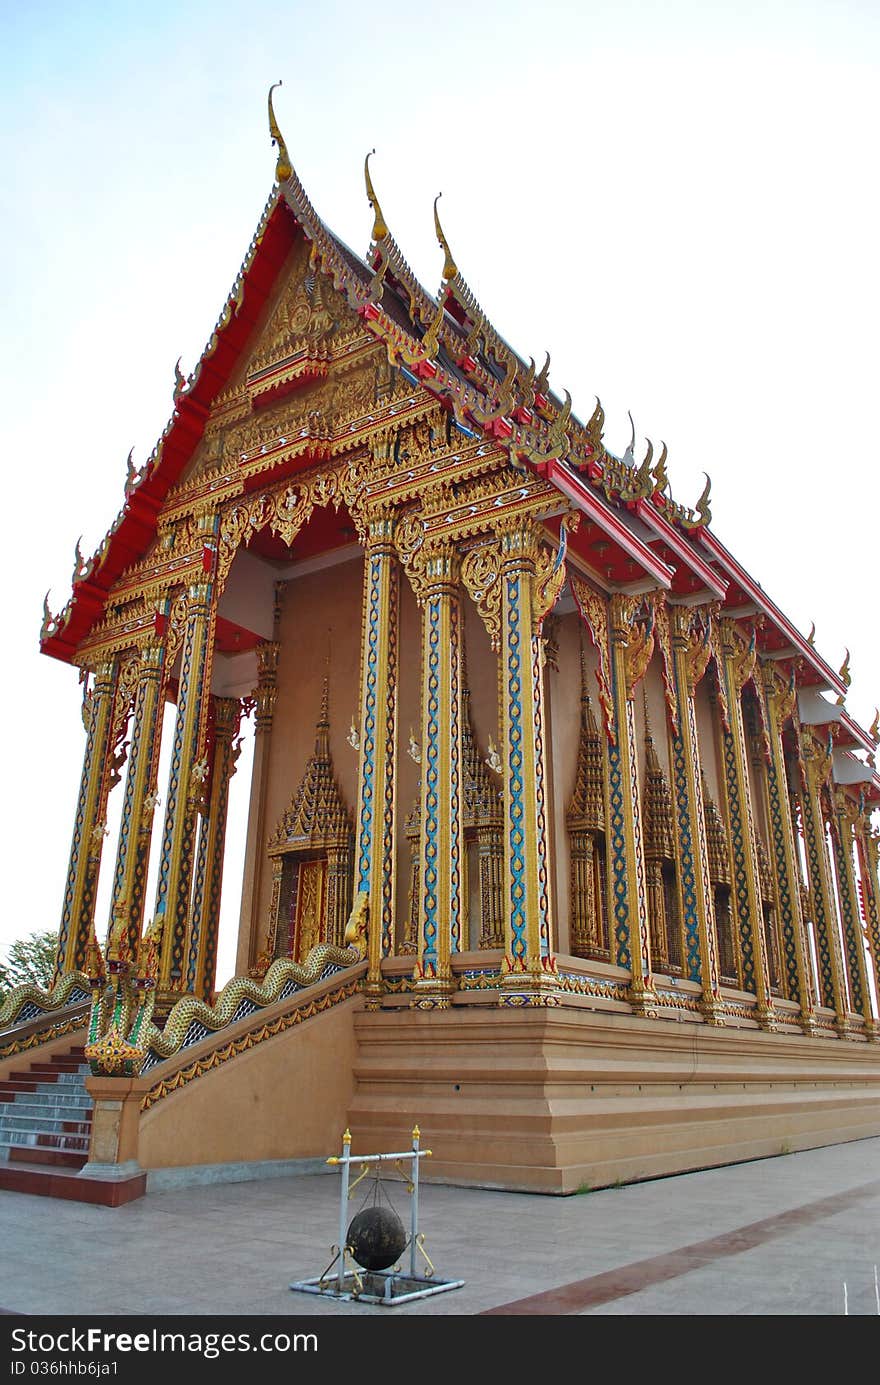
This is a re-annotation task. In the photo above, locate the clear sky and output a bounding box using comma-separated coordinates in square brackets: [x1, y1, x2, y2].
[1, 1, 877, 983]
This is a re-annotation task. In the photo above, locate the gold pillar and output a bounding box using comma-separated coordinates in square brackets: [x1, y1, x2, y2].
[58, 658, 122, 977]
[496, 521, 557, 1001]
[410, 542, 465, 1007]
[108, 637, 167, 963]
[797, 724, 851, 1033]
[186, 697, 241, 1001]
[154, 557, 218, 999]
[715, 621, 774, 1027]
[855, 816, 880, 1028]
[570, 580, 655, 1011]
[667, 605, 723, 1023]
[758, 664, 817, 1029]
[236, 638, 280, 975]
[829, 789, 877, 1037]
[355, 509, 399, 1006]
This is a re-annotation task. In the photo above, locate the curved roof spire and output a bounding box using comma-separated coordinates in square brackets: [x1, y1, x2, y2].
[433, 193, 458, 283]
[364, 151, 389, 243]
[682, 472, 712, 530]
[267, 82, 292, 183]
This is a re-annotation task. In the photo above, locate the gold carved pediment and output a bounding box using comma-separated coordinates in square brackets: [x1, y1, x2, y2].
[248, 238, 350, 376]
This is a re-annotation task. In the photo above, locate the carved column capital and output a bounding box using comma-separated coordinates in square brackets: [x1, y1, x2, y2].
[496, 514, 542, 568]
[253, 640, 280, 733]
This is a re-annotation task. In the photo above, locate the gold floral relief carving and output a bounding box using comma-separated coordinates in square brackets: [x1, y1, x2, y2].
[609, 593, 655, 698]
[650, 594, 680, 732]
[164, 592, 190, 667]
[671, 604, 714, 693]
[569, 574, 615, 742]
[247, 243, 317, 368]
[393, 411, 451, 469]
[461, 542, 503, 652]
[329, 361, 378, 425]
[110, 656, 140, 745]
[625, 619, 655, 699]
[216, 466, 351, 591]
[800, 726, 833, 788]
[763, 662, 797, 726]
[532, 513, 578, 636]
[395, 509, 426, 568]
[721, 618, 757, 694]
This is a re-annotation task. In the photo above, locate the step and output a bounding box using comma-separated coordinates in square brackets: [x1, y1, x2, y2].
[7, 1069, 65, 1085]
[0, 1135, 91, 1157]
[0, 1162, 146, 1206]
[1, 1087, 88, 1106]
[2, 1069, 88, 1092]
[0, 1083, 43, 1099]
[0, 1113, 92, 1138]
[23, 1061, 85, 1076]
[5, 1091, 92, 1113]
[8, 1146, 87, 1169]
[0, 1044, 112, 1201]
[0, 1099, 92, 1122]
[0, 1120, 92, 1143]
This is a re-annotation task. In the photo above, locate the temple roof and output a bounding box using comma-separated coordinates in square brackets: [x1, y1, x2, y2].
[38, 93, 879, 797]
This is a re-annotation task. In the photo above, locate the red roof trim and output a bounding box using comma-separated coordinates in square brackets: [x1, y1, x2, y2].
[545, 460, 674, 589]
[41, 198, 298, 664]
[633, 498, 728, 599]
[697, 528, 846, 697]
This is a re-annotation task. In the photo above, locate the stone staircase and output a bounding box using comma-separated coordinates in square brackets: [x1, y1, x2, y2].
[0, 1042, 146, 1204]
[0, 1046, 92, 1170]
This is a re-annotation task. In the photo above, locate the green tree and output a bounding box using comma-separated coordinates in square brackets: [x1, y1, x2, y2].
[0, 929, 58, 1007]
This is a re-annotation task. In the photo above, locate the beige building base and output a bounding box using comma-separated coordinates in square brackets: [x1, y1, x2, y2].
[346, 1006, 880, 1194]
[138, 990, 361, 1170]
[36, 985, 879, 1196]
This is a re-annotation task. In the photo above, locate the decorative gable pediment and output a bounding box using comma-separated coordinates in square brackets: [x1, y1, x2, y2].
[268, 680, 353, 857]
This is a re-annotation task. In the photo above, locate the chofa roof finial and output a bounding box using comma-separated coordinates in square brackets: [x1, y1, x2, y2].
[433, 193, 458, 283]
[682, 472, 712, 530]
[267, 82, 292, 184]
[364, 150, 389, 243]
[835, 648, 852, 705]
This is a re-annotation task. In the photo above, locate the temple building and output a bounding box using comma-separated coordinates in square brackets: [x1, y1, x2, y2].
[2, 93, 879, 1201]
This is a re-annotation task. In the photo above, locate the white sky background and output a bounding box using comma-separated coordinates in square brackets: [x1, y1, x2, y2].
[0, 0, 877, 985]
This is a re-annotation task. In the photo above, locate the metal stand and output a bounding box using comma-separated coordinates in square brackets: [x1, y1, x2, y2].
[290, 1126, 464, 1306]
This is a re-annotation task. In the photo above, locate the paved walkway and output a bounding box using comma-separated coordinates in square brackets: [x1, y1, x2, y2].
[1, 1138, 878, 1317]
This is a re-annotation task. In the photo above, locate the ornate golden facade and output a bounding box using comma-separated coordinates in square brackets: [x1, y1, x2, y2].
[6, 94, 879, 1195]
